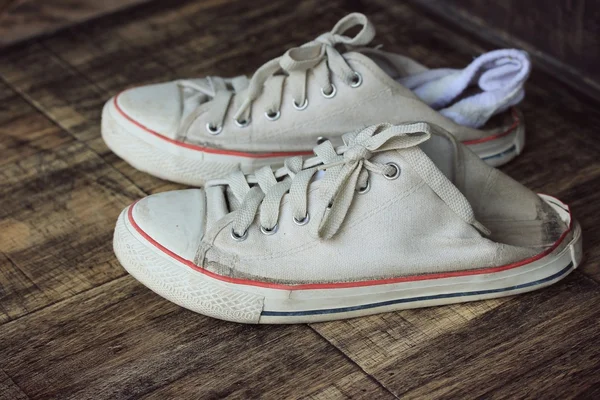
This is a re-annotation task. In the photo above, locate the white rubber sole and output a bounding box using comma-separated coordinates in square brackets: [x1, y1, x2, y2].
[467, 111, 526, 168]
[102, 96, 526, 185]
[113, 195, 582, 324]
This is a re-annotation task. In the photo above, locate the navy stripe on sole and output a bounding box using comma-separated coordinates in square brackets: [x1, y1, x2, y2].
[481, 144, 517, 161]
[261, 262, 574, 317]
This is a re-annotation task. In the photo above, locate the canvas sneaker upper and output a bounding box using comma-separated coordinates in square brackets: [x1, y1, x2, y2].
[104, 13, 530, 186]
[126, 122, 567, 284]
[126, 13, 527, 150]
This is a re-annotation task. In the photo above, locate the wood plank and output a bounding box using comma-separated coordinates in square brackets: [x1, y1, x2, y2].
[0, 42, 108, 144]
[0, 42, 181, 195]
[0, 139, 143, 323]
[0, 370, 28, 400]
[313, 299, 510, 372]
[0, 82, 80, 322]
[0, 0, 152, 48]
[0, 277, 392, 399]
[0, 80, 71, 166]
[104, 0, 351, 78]
[312, 273, 600, 399]
[297, 370, 393, 400]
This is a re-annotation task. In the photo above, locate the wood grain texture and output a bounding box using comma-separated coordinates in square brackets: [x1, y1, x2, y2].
[0, 370, 28, 400]
[0, 80, 71, 167]
[0, 0, 152, 48]
[0, 0, 599, 398]
[0, 277, 391, 399]
[312, 275, 600, 399]
[0, 138, 142, 323]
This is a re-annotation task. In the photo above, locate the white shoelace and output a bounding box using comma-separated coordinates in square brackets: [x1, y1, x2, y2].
[206, 123, 490, 241]
[177, 14, 530, 133]
[178, 13, 375, 133]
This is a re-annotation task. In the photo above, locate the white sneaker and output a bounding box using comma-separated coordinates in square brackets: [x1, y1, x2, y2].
[102, 13, 529, 186]
[113, 123, 582, 324]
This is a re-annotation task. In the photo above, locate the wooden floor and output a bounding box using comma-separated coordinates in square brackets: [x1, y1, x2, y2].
[1, 0, 600, 398]
[0, 0, 151, 48]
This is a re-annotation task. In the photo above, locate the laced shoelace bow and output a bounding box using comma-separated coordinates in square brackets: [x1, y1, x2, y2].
[179, 13, 376, 133]
[206, 123, 490, 241]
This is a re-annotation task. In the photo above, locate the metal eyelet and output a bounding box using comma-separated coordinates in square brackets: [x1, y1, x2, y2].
[350, 71, 362, 88]
[384, 162, 401, 180]
[234, 118, 251, 128]
[293, 213, 310, 226]
[357, 179, 370, 194]
[265, 110, 280, 121]
[206, 123, 222, 135]
[317, 136, 329, 145]
[260, 224, 278, 235]
[293, 98, 308, 110]
[321, 84, 336, 98]
[231, 227, 248, 241]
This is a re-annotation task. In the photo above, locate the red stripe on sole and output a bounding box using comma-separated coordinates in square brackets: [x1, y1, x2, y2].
[126, 199, 572, 291]
[462, 108, 520, 145]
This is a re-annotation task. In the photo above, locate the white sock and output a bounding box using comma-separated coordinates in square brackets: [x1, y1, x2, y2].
[398, 49, 531, 128]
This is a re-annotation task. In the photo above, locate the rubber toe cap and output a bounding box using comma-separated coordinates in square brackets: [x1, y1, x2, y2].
[130, 189, 206, 260]
[115, 81, 183, 138]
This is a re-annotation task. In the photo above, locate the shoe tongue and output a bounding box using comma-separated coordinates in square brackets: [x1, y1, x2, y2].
[418, 128, 460, 184]
[204, 185, 236, 232]
[344, 51, 421, 102]
[352, 48, 428, 80]
[225, 186, 241, 212]
[180, 78, 214, 120]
